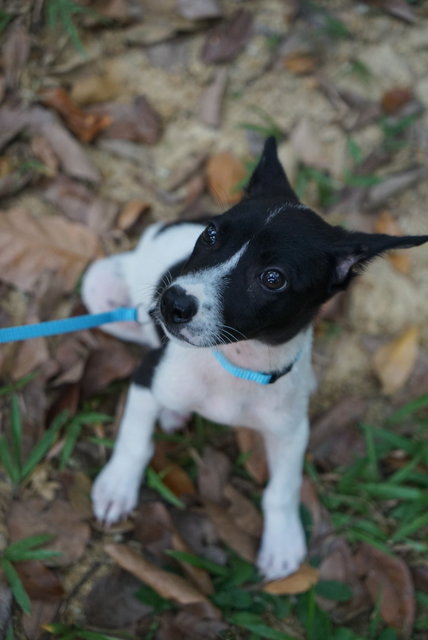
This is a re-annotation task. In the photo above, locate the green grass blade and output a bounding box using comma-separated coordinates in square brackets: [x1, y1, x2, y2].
[10, 395, 22, 473]
[229, 612, 297, 639]
[0, 436, 20, 485]
[360, 483, 427, 501]
[1, 558, 31, 613]
[315, 580, 352, 602]
[5, 534, 54, 555]
[59, 417, 82, 469]
[0, 372, 37, 397]
[165, 549, 228, 576]
[21, 410, 69, 479]
[391, 512, 428, 542]
[387, 393, 428, 423]
[146, 467, 185, 509]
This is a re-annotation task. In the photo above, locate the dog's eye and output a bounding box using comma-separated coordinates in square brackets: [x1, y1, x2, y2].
[202, 224, 217, 246]
[260, 269, 287, 291]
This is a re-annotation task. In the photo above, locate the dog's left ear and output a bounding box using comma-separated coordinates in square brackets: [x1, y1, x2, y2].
[246, 136, 299, 202]
[328, 230, 428, 294]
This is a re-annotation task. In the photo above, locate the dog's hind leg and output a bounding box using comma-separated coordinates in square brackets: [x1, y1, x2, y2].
[257, 417, 309, 580]
[92, 382, 159, 523]
[82, 252, 160, 347]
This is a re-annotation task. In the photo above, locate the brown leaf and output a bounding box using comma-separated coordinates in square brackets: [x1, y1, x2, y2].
[224, 483, 263, 538]
[171, 532, 214, 595]
[309, 397, 368, 469]
[59, 471, 93, 520]
[29, 108, 100, 182]
[235, 427, 268, 484]
[84, 569, 152, 628]
[0, 208, 100, 293]
[91, 95, 162, 145]
[263, 563, 319, 595]
[283, 52, 318, 75]
[204, 501, 257, 562]
[177, 0, 222, 20]
[366, 166, 426, 210]
[15, 561, 64, 600]
[201, 9, 253, 64]
[117, 200, 151, 231]
[171, 602, 228, 640]
[39, 88, 112, 143]
[22, 599, 58, 640]
[355, 543, 415, 637]
[0, 582, 12, 639]
[381, 87, 413, 114]
[300, 477, 332, 550]
[31, 135, 58, 177]
[71, 73, 122, 106]
[197, 446, 230, 503]
[81, 342, 138, 399]
[2, 19, 30, 93]
[7, 497, 91, 566]
[372, 326, 420, 395]
[363, 0, 417, 23]
[317, 538, 370, 621]
[151, 442, 196, 497]
[13, 334, 49, 381]
[104, 543, 219, 613]
[198, 69, 228, 128]
[44, 176, 118, 232]
[206, 152, 246, 205]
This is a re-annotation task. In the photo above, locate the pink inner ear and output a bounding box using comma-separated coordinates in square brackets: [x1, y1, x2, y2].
[336, 254, 360, 283]
[82, 255, 148, 345]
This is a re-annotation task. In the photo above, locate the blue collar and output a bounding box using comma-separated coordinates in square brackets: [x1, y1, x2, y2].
[213, 348, 301, 385]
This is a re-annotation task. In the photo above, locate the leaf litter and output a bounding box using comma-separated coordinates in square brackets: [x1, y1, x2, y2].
[0, 1, 427, 639]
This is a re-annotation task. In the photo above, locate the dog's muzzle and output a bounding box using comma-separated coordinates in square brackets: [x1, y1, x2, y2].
[159, 285, 198, 327]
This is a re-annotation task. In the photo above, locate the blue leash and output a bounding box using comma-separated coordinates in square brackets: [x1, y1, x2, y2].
[0, 307, 138, 344]
[0, 307, 300, 386]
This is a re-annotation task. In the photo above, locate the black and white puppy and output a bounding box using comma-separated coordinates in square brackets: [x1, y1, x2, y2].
[82, 137, 428, 580]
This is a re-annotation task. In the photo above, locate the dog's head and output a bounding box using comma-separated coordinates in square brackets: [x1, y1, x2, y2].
[159, 137, 428, 347]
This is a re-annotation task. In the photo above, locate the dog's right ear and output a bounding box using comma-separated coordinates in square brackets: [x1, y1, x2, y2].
[246, 137, 299, 202]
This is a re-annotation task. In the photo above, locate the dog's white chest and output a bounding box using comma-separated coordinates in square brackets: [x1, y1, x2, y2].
[152, 340, 311, 431]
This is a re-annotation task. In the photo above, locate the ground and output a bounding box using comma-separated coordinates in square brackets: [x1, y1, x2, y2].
[0, 1, 427, 639]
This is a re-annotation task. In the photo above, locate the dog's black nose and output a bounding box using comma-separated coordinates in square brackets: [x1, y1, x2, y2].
[160, 285, 198, 325]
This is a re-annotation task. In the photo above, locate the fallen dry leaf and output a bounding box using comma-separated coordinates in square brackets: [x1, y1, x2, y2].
[198, 69, 228, 128]
[84, 570, 152, 628]
[366, 166, 426, 210]
[224, 483, 263, 538]
[15, 561, 64, 600]
[167, 602, 228, 640]
[283, 52, 318, 75]
[22, 599, 58, 640]
[30, 135, 58, 177]
[171, 532, 214, 595]
[39, 88, 112, 143]
[380, 87, 413, 114]
[355, 543, 415, 637]
[152, 442, 196, 497]
[263, 563, 319, 595]
[105, 543, 219, 613]
[201, 9, 253, 64]
[204, 501, 257, 562]
[0, 208, 100, 293]
[197, 446, 230, 503]
[91, 95, 162, 145]
[81, 342, 138, 399]
[372, 326, 420, 395]
[235, 427, 268, 484]
[2, 19, 30, 93]
[44, 176, 118, 232]
[317, 538, 370, 622]
[117, 199, 151, 230]
[177, 0, 221, 20]
[7, 497, 91, 566]
[13, 334, 49, 381]
[206, 152, 246, 205]
[71, 72, 122, 106]
[309, 397, 368, 469]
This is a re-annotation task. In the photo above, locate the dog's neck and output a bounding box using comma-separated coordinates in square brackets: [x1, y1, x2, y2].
[217, 326, 312, 375]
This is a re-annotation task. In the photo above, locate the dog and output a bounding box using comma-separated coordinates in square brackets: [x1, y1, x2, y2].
[82, 137, 428, 580]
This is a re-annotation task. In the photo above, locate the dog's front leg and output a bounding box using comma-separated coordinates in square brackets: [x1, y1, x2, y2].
[92, 382, 159, 524]
[257, 417, 309, 580]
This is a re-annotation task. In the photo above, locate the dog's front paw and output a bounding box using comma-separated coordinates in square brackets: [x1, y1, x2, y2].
[257, 511, 306, 580]
[91, 460, 142, 525]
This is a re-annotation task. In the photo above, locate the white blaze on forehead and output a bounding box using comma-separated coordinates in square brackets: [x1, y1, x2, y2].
[265, 202, 309, 225]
